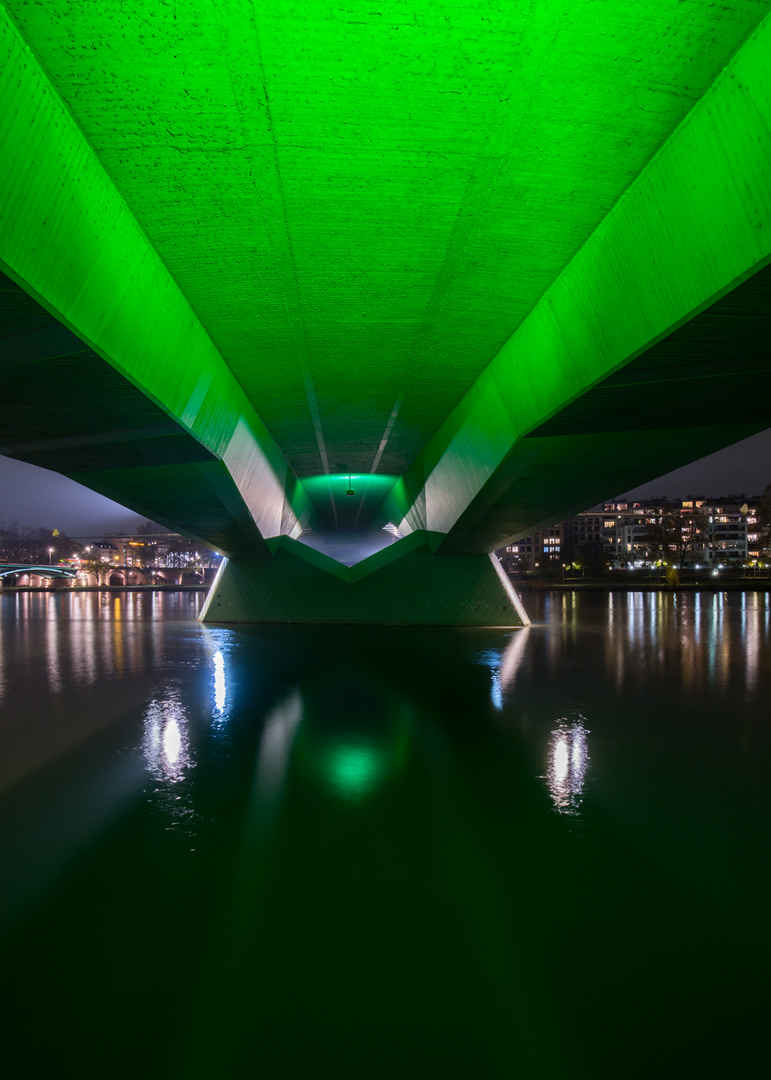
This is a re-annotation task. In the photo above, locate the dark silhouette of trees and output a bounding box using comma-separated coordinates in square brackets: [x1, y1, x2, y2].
[756, 485, 771, 558]
[640, 501, 708, 570]
[0, 523, 84, 564]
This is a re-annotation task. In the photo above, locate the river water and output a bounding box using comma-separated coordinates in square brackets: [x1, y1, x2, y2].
[0, 589, 768, 1077]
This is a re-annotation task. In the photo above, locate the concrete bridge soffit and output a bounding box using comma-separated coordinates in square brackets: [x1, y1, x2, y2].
[377, 15, 771, 554]
[0, 7, 310, 558]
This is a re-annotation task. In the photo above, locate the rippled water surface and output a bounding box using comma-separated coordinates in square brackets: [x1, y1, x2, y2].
[1, 589, 769, 1077]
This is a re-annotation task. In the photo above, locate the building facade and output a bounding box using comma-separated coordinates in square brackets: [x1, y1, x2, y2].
[501, 496, 759, 571]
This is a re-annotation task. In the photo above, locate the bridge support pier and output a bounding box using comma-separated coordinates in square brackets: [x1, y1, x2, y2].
[200, 532, 529, 627]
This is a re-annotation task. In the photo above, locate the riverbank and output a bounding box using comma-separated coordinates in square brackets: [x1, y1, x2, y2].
[0, 584, 208, 592]
[516, 578, 771, 592]
[5, 579, 771, 598]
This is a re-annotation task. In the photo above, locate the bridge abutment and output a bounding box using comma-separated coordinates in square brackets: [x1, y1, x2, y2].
[199, 532, 529, 627]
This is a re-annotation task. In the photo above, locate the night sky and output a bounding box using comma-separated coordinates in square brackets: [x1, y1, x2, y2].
[1, 427, 771, 535]
[0, 456, 144, 536]
[617, 427, 771, 501]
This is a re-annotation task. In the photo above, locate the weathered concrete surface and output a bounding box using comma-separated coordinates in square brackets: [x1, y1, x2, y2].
[200, 533, 529, 626]
[381, 14, 771, 551]
[0, 6, 309, 554]
[4, 1, 769, 481]
[0, 284, 272, 555]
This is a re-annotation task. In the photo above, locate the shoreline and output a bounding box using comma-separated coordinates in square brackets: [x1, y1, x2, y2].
[2, 581, 770, 597]
[516, 579, 771, 593]
[0, 584, 208, 593]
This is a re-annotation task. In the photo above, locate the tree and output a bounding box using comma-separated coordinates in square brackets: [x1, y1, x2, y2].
[0, 523, 84, 564]
[136, 519, 173, 536]
[640, 501, 708, 570]
[78, 558, 115, 585]
[756, 484, 771, 558]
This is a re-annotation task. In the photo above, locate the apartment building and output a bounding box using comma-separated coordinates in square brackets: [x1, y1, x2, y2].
[499, 525, 562, 570]
[502, 496, 757, 570]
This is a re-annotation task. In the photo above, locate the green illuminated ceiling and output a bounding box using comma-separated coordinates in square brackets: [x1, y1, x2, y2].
[6, 0, 768, 479]
[1, 2, 770, 555]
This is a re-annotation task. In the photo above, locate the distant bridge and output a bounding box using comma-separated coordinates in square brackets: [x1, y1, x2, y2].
[0, 564, 213, 587]
[0, 564, 77, 580]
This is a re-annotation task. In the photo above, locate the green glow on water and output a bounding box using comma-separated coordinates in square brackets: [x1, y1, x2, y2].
[323, 742, 383, 799]
[298, 687, 413, 799]
[3, 593, 771, 1073]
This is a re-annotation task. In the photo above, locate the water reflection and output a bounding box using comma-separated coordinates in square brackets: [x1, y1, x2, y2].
[254, 690, 303, 810]
[290, 672, 413, 805]
[200, 628, 236, 728]
[3, 593, 771, 1078]
[544, 717, 590, 816]
[213, 651, 226, 713]
[45, 600, 62, 694]
[481, 627, 529, 710]
[536, 592, 771, 702]
[143, 694, 193, 784]
[742, 595, 760, 696]
[321, 739, 385, 799]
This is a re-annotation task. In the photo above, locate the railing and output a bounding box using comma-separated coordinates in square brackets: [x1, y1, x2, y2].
[0, 563, 77, 579]
[0, 563, 216, 587]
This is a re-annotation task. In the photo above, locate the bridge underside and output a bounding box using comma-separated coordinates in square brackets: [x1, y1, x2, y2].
[1, 3, 770, 624]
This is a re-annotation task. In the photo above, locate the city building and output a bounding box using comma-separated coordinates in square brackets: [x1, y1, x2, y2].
[499, 525, 562, 572]
[500, 495, 760, 571]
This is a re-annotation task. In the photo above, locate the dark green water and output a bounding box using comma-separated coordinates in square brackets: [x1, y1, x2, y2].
[0, 589, 769, 1077]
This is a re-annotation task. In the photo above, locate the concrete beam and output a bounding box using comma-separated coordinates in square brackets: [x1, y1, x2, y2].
[0, 287, 277, 557]
[0, 6, 307, 552]
[379, 13, 771, 552]
[200, 532, 529, 627]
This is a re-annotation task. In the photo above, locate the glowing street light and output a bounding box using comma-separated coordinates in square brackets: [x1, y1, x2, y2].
[48, 547, 54, 564]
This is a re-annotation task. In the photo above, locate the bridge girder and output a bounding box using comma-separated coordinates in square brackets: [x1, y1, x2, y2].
[0, 5, 309, 557]
[381, 16, 771, 552]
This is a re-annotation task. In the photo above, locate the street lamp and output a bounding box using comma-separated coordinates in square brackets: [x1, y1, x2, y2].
[48, 547, 54, 564]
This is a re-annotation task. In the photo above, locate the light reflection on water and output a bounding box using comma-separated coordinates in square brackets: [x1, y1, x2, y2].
[293, 678, 413, 806]
[201, 627, 237, 729]
[1, 590, 771, 1076]
[537, 590, 771, 703]
[320, 739, 384, 799]
[213, 651, 226, 713]
[142, 690, 199, 843]
[480, 626, 530, 711]
[143, 694, 193, 784]
[253, 689, 303, 810]
[543, 717, 590, 816]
